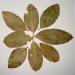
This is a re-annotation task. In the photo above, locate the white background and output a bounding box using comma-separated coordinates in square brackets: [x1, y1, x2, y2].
[0, 0, 75, 75]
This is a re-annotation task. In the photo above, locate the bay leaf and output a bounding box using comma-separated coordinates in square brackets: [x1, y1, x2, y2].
[40, 43, 59, 62]
[2, 11, 26, 31]
[28, 42, 43, 71]
[40, 4, 60, 28]
[24, 4, 39, 32]
[36, 29, 73, 45]
[4, 32, 31, 48]
[8, 48, 27, 68]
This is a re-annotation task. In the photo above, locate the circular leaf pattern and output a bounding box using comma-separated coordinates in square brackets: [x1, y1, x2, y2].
[3, 4, 73, 71]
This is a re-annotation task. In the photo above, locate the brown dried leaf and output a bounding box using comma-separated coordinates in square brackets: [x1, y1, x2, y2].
[4, 32, 31, 48]
[40, 43, 59, 62]
[28, 42, 43, 71]
[2, 11, 26, 31]
[40, 4, 60, 28]
[8, 48, 27, 68]
[36, 29, 73, 45]
[24, 4, 39, 32]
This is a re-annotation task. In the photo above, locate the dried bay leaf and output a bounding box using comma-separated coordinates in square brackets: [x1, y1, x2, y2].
[28, 42, 43, 71]
[4, 32, 31, 48]
[36, 29, 73, 45]
[2, 11, 26, 31]
[8, 48, 27, 68]
[40, 43, 59, 62]
[24, 4, 39, 32]
[40, 4, 60, 28]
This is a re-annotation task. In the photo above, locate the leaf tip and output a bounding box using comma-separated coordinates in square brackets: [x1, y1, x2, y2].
[32, 68, 40, 72]
[27, 4, 34, 11]
[51, 3, 60, 10]
[2, 11, 6, 18]
[8, 64, 18, 68]
[31, 66, 42, 72]
[71, 35, 74, 39]
[8, 63, 15, 68]
[68, 34, 74, 42]
[52, 55, 60, 63]
[8, 64, 12, 68]
[2, 11, 6, 14]
[2, 11, 8, 16]
[54, 3, 59, 6]
[28, 4, 33, 7]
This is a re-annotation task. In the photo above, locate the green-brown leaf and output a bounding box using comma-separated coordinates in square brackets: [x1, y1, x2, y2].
[8, 48, 27, 68]
[28, 42, 43, 71]
[2, 11, 26, 31]
[40, 4, 60, 28]
[36, 29, 73, 45]
[40, 43, 59, 62]
[4, 32, 31, 48]
[24, 4, 39, 32]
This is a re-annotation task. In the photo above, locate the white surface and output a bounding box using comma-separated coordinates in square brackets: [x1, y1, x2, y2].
[0, 0, 75, 75]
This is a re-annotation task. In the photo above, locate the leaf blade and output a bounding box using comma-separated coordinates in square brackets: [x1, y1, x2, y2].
[28, 42, 43, 71]
[8, 48, 27, 68]
[2, 11, 26, 31]
[40, 43, 59, 62]
[24, 4, 39, 32]
[40, 4, 60, 28]
[4, 32, 31, 48]
[36, 29, 73, 45]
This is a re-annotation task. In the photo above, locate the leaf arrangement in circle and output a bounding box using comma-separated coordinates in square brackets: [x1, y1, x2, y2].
[3, 4, 73, 71]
